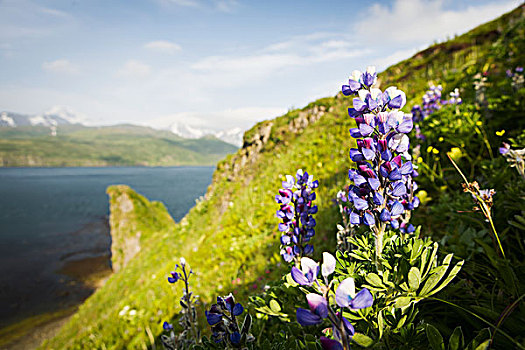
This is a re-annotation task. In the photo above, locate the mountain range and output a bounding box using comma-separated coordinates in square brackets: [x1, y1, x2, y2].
[0, 107, 244, 147]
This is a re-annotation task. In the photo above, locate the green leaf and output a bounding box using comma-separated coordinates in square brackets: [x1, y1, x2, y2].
[466, 328, 491, 350]
[410, 239, 423, 263]
[426, 324, 445, 350]
[395, 314, 408, 329]
[286, 273, 298, 286]
[448, 326, 464, 350]
[395, 296, 412, 308]
[269, 299, 281, 313]
[423, 242, 439, 277]
[420, 247, 430, 277]
[419, 254, 454, 296]
[352, 333, 374, 347]
[425, 260, 464, 297]
[377, 310, 384, 339]
[366, 273, 384, 287]
[408, 267, 421, 291]
[474, 340, 491, 350]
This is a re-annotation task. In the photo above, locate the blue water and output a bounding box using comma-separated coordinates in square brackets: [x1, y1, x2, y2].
[0, 166, 214, 325]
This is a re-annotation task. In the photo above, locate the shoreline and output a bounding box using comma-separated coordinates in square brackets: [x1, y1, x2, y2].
[0, 255, 112, 349]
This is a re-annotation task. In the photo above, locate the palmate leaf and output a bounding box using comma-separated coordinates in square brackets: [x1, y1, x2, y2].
[419, 253, 464, 297]
[424, 259, 464, 297]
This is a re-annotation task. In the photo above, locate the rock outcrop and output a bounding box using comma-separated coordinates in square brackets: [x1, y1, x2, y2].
[107, 185, 175, 272]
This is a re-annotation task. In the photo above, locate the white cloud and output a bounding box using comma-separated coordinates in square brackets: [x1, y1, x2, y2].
[117, 60, 152, 78]
[214, 0, 239, 13]
[356, 0, 521, 46]
[39, 7, 69, 18]
[157, 0, 239, 11]
[191, 33, 368, 87]
[42, 59, 78, 74]
[0, 0, 73, 39]
[144, 40, 182, 53]
[160, 0, 200, 7]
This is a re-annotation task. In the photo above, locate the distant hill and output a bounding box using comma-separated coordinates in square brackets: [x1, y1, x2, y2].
[0, 122, 238, 167]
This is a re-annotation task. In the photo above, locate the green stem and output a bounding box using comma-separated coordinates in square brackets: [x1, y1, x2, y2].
[492, 294, 525, 345]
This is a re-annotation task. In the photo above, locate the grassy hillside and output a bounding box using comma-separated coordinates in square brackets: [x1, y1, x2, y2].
[0, 124, 237, 167]
[41, 5, 524, 349]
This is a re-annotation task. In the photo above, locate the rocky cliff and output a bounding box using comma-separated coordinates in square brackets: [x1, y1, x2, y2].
[107, 185, 175, 272]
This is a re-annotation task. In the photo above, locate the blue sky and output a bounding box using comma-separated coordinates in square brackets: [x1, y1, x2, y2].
[0, 0, 521, 131]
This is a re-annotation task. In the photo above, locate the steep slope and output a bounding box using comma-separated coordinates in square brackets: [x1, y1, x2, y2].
[0, 124, 237, 167]
[41, 5, 524, 349]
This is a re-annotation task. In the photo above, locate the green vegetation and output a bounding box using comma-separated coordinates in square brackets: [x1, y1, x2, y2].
[0, 124, 237, 167]
[40, 5, 524, 349]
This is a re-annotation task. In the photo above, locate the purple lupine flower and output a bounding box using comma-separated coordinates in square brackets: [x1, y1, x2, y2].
[320, 337, 343, 350]
[168, 271, 180, 283]
[332, 312, 355, 344]
[291, 257, 319, 286]
[335, 278, 374, 309]
[499, 142, 510, 155]
[296, 293, 329, 326]
[291, 252, 373, 350]
[206, 310, 222, 325]
[206, 293, 253, 345]
[342, 70, 363, 96]
[276, 169, 319, 263]
[340, 70, 418, 233]
[163, 321, 173, 330]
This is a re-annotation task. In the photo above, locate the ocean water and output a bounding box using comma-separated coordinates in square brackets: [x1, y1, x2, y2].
[0, 166, 214, 326]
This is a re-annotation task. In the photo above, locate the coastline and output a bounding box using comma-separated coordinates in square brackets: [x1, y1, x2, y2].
[0, 254, 112, 350]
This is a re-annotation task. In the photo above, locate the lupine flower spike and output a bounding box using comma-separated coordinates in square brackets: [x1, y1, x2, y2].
[341, 66, 419, 264]
[205, 293, 255, 346]
[161, 258, 200, 349]
[276, 169, 319, 264]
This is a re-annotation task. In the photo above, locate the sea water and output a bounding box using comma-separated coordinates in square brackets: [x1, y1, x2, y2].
[0, 166, 214, 326]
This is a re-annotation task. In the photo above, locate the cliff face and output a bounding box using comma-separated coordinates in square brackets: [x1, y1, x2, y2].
[107, 185, 175, 272]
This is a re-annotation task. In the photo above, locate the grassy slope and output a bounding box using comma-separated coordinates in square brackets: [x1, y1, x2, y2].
[42, 5, 524, 349]
[0, 124, 237, 167]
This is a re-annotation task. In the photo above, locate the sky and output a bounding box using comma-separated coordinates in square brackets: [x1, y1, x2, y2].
[0, 0, 521, 132]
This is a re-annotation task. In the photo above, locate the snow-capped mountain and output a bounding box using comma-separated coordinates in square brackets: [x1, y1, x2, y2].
[169, 122, 212, 139]
[169, 122, 244, 147]
[0, 106, 86, 128]
[215, 127, 244, 147]
[1, 107, 244, 146]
